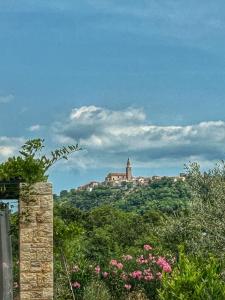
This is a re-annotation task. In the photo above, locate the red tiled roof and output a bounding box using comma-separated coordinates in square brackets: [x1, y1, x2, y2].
[106, 173, 126, 177]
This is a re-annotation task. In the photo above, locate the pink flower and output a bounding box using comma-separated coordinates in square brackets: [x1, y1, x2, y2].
[156, 257, 172, 273]
[122, 255, 133, 261]
[156, 257, 166, 266]
[143, 268, 154, 280]
[136, 256, 148, 264]
[102, 272, 109, 278]
[144, 244, 153, 251]
[162, 264, 172, 273]
[95, 265, 101, 274]
[110, 259, 123, 269]
[110, 259, 118, 266]
[130, 270, 142, 280]
[72, 282, 81, 289]
[143, 268, 151, 275]
[124, 284, 132, 290]
[116, 262, 124, 269]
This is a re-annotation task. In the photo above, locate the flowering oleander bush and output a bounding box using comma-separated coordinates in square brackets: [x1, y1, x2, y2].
[70, 244, 174, 299]
[69, 263, 94, 298]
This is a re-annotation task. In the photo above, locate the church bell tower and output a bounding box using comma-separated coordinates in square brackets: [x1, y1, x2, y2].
[126, 158, 132, 180]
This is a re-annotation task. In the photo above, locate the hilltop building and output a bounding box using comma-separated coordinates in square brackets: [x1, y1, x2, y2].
[76, 159, 186, 191]
[126, 158, 132, 180]
[105, 158, 132, 183]
[77, 181, 100, 192]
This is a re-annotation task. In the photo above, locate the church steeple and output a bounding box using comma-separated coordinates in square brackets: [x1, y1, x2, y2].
[126, 158, 132, 180]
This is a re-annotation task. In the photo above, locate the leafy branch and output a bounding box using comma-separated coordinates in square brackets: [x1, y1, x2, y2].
[0, 138, 81, 184]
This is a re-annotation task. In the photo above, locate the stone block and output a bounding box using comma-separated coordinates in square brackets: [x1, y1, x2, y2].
[20, 228, 34, 243]
[20, 243, 31, 253]
[30, 291, 43, 298]
[20, 291, 31, 299]
[36, 273, 51, 287]
[36, 249, 52, 262]
[43, 287, 54, 299]
[20, 260, 31, 272]
[28, 182, 52, 195]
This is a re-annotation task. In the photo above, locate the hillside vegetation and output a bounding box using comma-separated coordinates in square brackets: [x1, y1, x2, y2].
[55, 177, 190, 214]
[52, 166, 225, 299]
[7, 142, 225, 299]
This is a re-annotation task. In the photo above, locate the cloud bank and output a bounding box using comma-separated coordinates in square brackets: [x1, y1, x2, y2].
[54, 106, 225, 170]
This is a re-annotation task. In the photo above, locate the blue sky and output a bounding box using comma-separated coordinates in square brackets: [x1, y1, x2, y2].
[1, 0, 225, 193]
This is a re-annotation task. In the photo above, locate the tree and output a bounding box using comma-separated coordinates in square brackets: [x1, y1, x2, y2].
[158, 162, 225, 258]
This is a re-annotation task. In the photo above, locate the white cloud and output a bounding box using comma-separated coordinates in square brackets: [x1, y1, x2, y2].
[0, 137, 25, 161]
[0, 146, 15, 157]
[0, 94, 14, 104]
[53, 106, 225, 170]
[28, 124, 41, 132]
[69, 105, 145, 125]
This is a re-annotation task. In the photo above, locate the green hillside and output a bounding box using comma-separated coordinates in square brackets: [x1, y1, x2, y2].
[5, 140, 225, 299]
[54, 177, 191, 214]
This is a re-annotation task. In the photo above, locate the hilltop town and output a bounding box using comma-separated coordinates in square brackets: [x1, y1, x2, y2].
[77, 159, 186, 191]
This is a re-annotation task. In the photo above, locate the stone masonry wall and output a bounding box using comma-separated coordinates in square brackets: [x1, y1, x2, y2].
[19, 183, 53, 300]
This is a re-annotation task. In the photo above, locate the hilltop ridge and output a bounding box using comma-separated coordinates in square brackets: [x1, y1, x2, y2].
[76, 159, 186, 192]
[55, 176, 190, 214]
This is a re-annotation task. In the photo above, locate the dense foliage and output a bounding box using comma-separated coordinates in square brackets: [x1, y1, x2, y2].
[4, 140, 225, 299]
[55, 177, 190, 214]
[53, 200, 172, 299]
[52, 163, 225, 299]
[158, 162, 225, 259]
[159, 248, 225, 299]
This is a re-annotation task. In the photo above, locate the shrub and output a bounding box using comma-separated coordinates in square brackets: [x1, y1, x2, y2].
[158, 162, 225, 259]
[158, 248, 225, 300]
[71, 244, 174, 299]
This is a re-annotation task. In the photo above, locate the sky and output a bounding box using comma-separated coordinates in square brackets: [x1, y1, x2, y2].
[1, 0, 225, 193]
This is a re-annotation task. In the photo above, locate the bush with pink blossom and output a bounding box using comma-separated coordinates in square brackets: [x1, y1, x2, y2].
[70, 244, 174, 299]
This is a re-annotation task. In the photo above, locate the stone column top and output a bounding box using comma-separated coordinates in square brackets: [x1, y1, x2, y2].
[20, 182, 52, 195]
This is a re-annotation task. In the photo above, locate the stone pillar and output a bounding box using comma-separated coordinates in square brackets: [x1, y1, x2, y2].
[19, 183, 53, 300]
